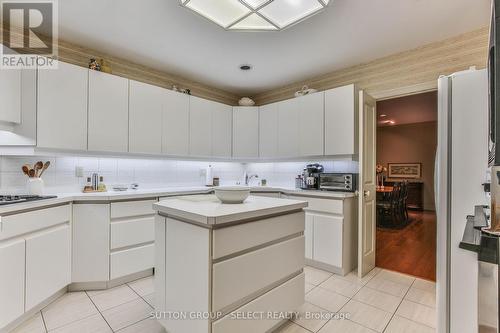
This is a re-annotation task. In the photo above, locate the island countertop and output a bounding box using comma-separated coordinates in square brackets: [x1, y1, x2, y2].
[153, 194, 308, 226]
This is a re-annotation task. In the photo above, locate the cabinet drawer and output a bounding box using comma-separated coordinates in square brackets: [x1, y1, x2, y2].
[0, 205, 71, 240]
[213, 212, 304, 259]
[284, 195, 343, 215]
[213, 273, 304, 333]
[110, 243, 154, 279]
[110, 199, 156, 219]
[110, 216, 155, 250]
[212, 236, 304, 312]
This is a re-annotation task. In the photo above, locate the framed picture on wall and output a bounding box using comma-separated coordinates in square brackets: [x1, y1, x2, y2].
[388, 163, 422, 179]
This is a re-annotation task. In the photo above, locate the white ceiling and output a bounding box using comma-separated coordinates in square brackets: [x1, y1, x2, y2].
[57, 0, 491, 96]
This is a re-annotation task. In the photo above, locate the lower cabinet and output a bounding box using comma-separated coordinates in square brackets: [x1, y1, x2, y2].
[25, 225, 71, 310]
[305, 214, 314, 260]
[311, 214, 343, 268]
[0, 239, 25, 328]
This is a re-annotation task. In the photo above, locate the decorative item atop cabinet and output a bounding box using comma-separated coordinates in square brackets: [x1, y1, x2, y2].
[100, 59, 112, 73]
[294, 85, 317, 97]
[238, 97, 255, 106]
[88, 58, 101, 71]
[172, 84, 191, 95]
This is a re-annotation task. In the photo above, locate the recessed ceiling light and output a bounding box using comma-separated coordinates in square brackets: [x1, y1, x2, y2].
[180, 0, 330, 31]
[379, 114, 387, 118]
[240, 64, 252, 71]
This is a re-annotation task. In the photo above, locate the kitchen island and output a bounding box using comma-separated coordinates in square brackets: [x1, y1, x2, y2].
[153, 194, 308, 333]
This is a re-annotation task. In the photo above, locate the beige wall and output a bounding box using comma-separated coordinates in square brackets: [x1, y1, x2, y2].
[377, 122, 437, 211]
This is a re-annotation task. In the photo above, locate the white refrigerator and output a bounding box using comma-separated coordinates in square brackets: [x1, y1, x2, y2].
[436, 68, 489, 333]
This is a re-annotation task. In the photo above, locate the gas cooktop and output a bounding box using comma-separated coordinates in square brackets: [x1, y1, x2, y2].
[0, 195, 57, 206]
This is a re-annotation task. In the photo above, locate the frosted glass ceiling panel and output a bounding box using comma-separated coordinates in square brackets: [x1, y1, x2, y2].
[229, 13, 277, 30]
[186, 0, 251, 28]
[242, 0, 271, 9]
[259, 0, 323, 28]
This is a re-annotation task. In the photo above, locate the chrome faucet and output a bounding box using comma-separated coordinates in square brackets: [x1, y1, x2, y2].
[245, 173, 259, 186]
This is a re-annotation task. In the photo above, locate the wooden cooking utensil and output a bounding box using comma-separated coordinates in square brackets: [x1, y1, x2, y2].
[22, 165, 30, 176]
[34, 161, 43, 177]
[39, 161, 51, 177]
[28, 169, 36, 178]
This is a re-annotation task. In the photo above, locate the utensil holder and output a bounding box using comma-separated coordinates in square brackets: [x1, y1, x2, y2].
[27, 178, 44, 195]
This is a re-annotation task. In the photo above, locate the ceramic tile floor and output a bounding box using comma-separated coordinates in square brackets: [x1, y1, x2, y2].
[11, 267, 436, 333]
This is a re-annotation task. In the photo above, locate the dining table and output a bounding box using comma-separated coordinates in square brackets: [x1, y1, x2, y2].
[376, 186, 394, 201]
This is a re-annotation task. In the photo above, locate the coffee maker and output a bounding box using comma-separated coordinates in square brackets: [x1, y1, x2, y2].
[300, 163, 324, 190]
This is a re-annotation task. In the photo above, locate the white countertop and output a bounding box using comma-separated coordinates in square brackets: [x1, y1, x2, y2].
[154, 194, 308, 226]
[0, 186, 356, 215]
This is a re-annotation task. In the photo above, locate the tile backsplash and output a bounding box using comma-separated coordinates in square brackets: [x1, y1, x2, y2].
[0, 156, 358, 193]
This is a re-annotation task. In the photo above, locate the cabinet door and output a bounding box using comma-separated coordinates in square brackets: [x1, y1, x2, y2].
[162, 89, 190, 156]
[299, 92, 324, 156]
[0, 69, 21, 123]
[278, 99, 300, 157]
[129, 80, 163, 154]
[233, 106, 259, 158]
[37, 61, 88, 150]
[325, 85, 357, 155]
[189, 96, 212, 157]
[312, 214, 343, 268]
[88, 70, 129, 152]
[25, 225, 71, 310]
[0, 239, 25, 328]
[212, 102, 232, 158]
[305, 213, 314, 260]
[259, 103, 279, 158]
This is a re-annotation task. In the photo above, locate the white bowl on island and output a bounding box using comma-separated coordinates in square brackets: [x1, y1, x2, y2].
[214, 186, 250, 204]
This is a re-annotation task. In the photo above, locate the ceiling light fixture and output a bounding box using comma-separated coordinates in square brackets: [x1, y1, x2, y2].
[180, 0, 331, 31]
[240, 64, 252, 70]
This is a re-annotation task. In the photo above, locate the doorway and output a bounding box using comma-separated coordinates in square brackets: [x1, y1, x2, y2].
[374, 91, 438, 281]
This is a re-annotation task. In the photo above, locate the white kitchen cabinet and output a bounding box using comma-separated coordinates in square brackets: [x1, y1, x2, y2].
[0, 69, 21, 123]
[277, 98, 300, 157]
[324, 84, 358, 156]
[25, 225, 71, 310]
[233, 106, 259, 158]
[259, 103, 279, 158]
[129, 80, 163, 154]
[189, 96, 212, 157]
[312, 214, 343, 268]
[212, 102, 232, 158]
[72, 204, 110, 283]
[298, 92, 324, 156]
[88, 70, 129, 152]
[305, 213, 314, 260]
[0, 239, 25, 329]
[162, 89, 190, 156]
[37, 61, 88, 150]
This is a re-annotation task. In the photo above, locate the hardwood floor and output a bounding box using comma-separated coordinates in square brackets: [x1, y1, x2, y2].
[376, 210, 436, 281]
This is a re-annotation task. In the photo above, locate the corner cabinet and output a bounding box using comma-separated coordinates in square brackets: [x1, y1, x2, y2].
[129, 80, 163, 154]
[37, 61, 88, 150]
[325, 84, 358, 156]
[259, 103, 279, 158]
[233, 106, 259, 158]
[190, 97, 232, 158]
[88, 70, 129, 153]
[162, 89, 190, 156]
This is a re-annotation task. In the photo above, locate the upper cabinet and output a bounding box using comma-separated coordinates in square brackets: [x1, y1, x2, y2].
[233, 107, 259, 158]
[298, 92, 324, 156]
[277, 98, 300, 157]
[189, 97, 232, 158]
[162, 89, 190, 156]
[325, 84, 358, 156]
[88, 70, 129, 153]
[129, 80, 163, 154]
[189, 96, 213, 157]
[259, 103, 279, 158]
[212, 102, 232, 158]
[0, 69, 21, 124]
[37, 61, 88, 150]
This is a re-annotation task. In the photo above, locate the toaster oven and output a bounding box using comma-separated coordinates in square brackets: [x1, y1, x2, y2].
[318, 173, 357, 192]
